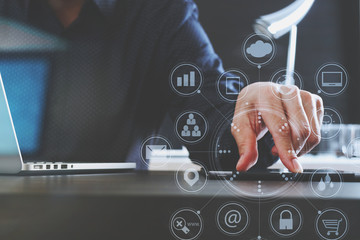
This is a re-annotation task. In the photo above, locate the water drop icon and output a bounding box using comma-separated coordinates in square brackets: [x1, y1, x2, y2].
[317, 177, 326, 191]
[325, 173, 331, 184]
[329, 181, 334, 188]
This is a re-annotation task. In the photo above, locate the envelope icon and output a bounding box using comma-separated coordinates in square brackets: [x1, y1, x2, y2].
[146, 145, 167, 160]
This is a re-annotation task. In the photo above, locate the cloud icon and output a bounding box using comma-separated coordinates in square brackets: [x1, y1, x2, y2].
[246, 40, 273, 58]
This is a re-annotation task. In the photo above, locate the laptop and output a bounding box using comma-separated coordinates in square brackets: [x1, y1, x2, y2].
[0, 19, 135, 174]
[0, 73, 135, 174]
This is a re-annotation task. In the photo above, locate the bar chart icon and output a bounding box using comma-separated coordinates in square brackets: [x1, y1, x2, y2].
[170, 63, 203, 96]
[177, 71, 196, 87]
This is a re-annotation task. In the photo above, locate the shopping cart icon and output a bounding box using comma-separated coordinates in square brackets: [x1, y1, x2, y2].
[322, 218, 343, 236]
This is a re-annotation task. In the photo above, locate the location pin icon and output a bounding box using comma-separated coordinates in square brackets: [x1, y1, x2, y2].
[184, 168, 199, 187]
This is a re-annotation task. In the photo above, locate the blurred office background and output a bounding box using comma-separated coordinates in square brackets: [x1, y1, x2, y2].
[159, 0, 360, 170]
[195, 0, 359, 123]
[158, 0, 360, 168]
[0, 0, 359, 167]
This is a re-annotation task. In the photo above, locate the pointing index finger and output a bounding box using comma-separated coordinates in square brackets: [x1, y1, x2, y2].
[260, 107, 303, 173]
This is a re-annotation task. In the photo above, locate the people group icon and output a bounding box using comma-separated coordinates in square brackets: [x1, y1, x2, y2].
[181, 125, 191, 137]
[187, 114, 196, 125]
[181, 114, 202, 138]
[192, 125, 201, 137]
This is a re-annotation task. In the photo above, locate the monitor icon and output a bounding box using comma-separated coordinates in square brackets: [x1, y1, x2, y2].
[321, 72, 343, 87]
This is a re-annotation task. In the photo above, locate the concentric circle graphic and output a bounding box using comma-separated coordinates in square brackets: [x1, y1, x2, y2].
[315, 63, 349, 97]
[315, 208, 349, 240]
[175, 111, 208, 144]
[210, 108, 306, 199]
[311, 107, 342, 140]
[170, 63, 203, 96]
[170, 208, 203, 240]
[346, 137, 360, 159]
[175, 160, 208, 193]
[270, 69, 303, 101]
[216, 69, 249, 102]
[310, 168, 343, 199]
[216, 202, 250, 236]
[140, 136, 172, 168]
[269, 203, 303, 237]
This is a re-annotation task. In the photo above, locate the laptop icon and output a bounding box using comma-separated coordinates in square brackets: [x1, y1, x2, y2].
[321, 72, 343, 87]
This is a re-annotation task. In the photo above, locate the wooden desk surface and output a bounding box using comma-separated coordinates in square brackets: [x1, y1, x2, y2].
[0, 172, 358, 239]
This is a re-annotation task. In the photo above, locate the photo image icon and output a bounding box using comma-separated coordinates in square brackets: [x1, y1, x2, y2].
[216, 69, 249, 102]
[225, 76, 241, 95]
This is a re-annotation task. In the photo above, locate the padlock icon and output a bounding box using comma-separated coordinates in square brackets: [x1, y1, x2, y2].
[279, 210, 293, 230]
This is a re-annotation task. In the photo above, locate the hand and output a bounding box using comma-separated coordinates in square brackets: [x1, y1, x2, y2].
[231, 82, 324, 173]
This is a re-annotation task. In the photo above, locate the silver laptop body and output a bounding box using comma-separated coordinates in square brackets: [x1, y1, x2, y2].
[0, 74, 135, 174]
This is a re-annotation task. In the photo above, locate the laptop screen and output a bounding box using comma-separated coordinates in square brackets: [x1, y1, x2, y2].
[0, 58, 50, 155]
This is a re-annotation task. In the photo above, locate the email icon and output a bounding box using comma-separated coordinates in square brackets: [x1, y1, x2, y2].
[145, 145, 167, 160]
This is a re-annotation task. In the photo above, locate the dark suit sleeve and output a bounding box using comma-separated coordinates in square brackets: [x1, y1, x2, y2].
[154, 0, 278, 170]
